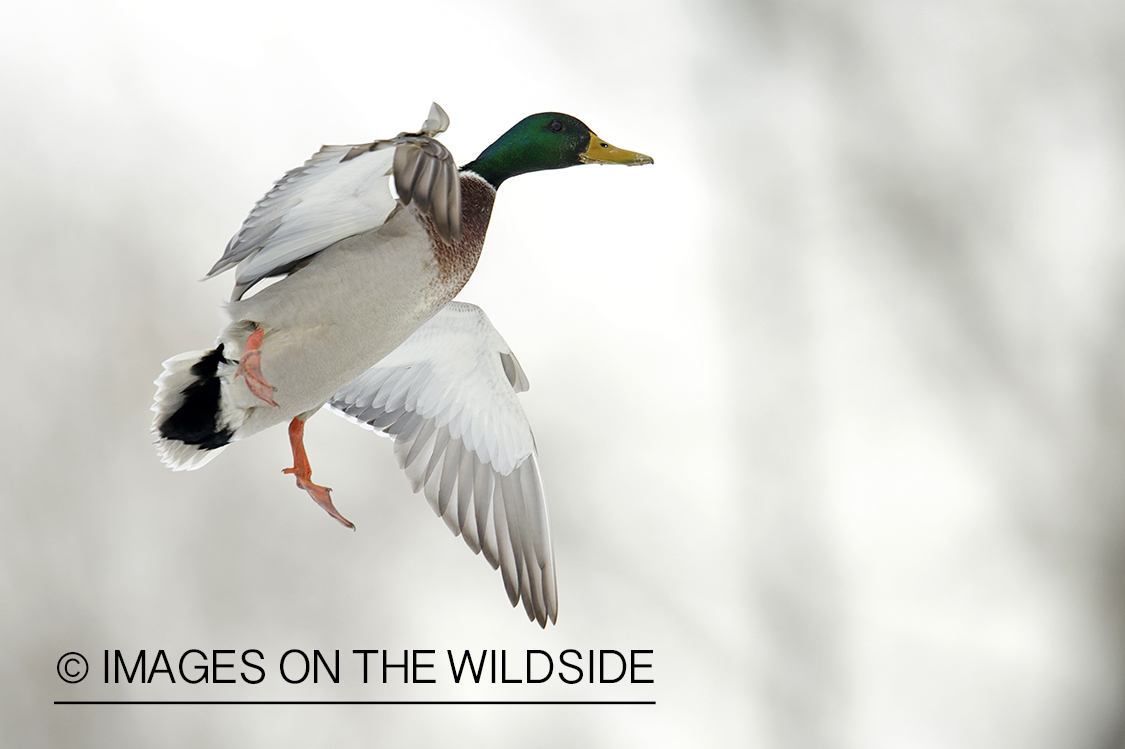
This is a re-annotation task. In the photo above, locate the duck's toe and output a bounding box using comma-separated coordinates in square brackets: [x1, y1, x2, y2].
[285, 472, 353, 530]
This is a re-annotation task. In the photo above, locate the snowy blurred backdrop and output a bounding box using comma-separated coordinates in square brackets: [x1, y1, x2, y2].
[3, 0, 1125, 746]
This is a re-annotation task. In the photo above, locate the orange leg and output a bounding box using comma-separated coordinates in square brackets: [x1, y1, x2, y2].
[235, 328, 278, 407]
[283, 417, 354, 530]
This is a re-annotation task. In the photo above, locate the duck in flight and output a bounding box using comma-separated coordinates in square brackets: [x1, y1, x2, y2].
[152, 103, 652, 626]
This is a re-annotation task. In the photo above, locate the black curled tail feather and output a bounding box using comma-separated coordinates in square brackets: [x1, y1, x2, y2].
[152, 345, 235, 470]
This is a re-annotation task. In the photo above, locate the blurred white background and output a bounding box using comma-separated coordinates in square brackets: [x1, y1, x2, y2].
[4, 0, 1125, 746]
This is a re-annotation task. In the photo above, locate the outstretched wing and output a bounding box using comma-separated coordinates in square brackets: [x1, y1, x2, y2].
[208, 102, 461, 301]
[327, 302, 557, 627]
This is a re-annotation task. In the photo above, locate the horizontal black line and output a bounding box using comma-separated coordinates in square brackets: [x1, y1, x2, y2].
[54, 700, 656, 706]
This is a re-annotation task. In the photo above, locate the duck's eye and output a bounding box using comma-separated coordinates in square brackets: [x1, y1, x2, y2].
[549, 120, 563, 132]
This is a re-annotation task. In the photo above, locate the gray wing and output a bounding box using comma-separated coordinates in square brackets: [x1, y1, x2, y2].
[207, 102, 461, 301]
[392, 134, 461, 244]
[327, 301, 557, 627]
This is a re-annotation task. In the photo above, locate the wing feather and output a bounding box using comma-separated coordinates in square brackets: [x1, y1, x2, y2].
[207, 103, 461, 300]
[327, 301, 557, 626]
[491, 478, 521, 607]
[424, 428, 452, 487]
[475, 469, 498, 568]
[456, 449, 475, 531]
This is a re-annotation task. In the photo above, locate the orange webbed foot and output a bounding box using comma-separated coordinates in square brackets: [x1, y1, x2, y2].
[285, 418, 354, 530]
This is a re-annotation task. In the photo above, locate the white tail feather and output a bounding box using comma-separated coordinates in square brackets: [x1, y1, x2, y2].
[152, 349, 230, 471]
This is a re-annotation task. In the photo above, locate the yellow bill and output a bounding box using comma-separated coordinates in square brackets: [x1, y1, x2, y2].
[580, 134, 654, 166]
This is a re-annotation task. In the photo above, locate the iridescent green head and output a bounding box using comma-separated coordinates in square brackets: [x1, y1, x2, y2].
[461, 112, 653, 188]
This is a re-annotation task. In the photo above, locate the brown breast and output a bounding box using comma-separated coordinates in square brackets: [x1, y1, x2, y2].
[424, 173, 496, 296]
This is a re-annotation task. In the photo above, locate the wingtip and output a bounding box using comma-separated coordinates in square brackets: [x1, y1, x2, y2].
[421, 102, 450, 137]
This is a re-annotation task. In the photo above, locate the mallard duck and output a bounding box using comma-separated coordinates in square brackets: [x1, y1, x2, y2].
[152, 103, 652, 626]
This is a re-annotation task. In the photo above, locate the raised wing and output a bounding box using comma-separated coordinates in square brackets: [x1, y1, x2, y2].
[208, 103, 461, 301]
[327, 302, 557, 627]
